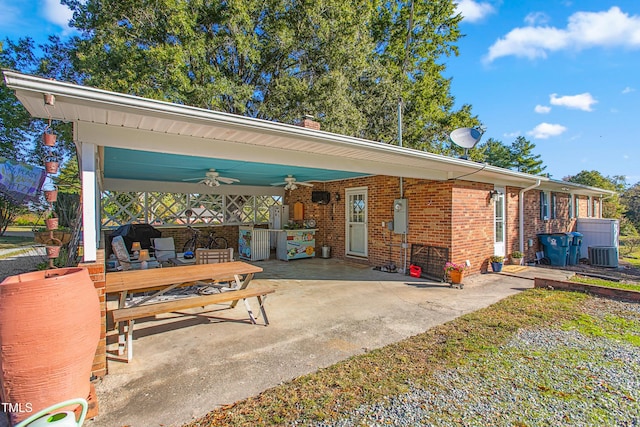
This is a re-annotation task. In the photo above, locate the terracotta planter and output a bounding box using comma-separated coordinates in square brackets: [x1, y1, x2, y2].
[0, 268, 100, 424]
[45, 216, 59, 231]
[46, 244, 61, 259]
[44, 188, 58, 203]
[34, 231, 72, 245]
[43, 133, 57, 147]
[45, 160, 59, 174]
[449, 270, 464, 284]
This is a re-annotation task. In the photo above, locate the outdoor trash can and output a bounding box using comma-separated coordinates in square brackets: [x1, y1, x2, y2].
[537, 233, 571, 266]
[568, 232, 583, 265]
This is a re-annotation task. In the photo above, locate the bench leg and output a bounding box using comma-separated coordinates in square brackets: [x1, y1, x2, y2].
[127, 320, 134, 362]
[117, 320, 134, 362]
[243, 298, 257, 324]
[241, 295, 269, 326]
[257, 295, 270, 326]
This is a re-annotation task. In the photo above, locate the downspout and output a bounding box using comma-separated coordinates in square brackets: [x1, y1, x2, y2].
[519, 180, 541, 253]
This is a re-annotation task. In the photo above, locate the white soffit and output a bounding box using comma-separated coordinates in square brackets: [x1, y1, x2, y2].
[3, 70, 612, 196]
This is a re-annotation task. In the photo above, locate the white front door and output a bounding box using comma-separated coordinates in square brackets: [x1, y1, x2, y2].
[346, 187, 368, 257]
[494, 187, 506, 256]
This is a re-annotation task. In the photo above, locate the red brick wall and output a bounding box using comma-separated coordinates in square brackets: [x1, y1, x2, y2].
[79, 249, 107, 379]
[448, 181, 494, 273]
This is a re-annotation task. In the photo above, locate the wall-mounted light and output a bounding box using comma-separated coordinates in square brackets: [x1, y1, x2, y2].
[334, 192, 341, 202]
[489, 189, 502, 202]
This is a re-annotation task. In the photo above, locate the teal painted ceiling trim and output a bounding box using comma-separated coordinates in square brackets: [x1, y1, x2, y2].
[104, 147, 368, 186]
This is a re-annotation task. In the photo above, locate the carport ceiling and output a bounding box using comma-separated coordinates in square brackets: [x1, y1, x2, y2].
[104, 147, 368, 186]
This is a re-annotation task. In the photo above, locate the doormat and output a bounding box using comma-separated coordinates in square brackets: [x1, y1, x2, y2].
[502, 265, 528, 273]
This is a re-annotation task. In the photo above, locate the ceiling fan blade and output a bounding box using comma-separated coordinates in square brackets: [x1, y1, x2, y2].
[182, 177, 203, 182]
[297, 182, 314, 187]
[218, 176, 240, 184]
[270, 181, 286, 186]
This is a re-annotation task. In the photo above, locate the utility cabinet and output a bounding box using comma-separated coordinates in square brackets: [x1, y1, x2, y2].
[393, 199, 408, 234]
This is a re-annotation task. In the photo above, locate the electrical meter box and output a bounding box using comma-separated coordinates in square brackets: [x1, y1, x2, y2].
[393, 199, 408, 234]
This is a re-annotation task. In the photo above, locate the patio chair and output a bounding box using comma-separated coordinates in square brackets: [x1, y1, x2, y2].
[195, 248, 234, 264]
[194, 248, 237, 293]
[151, 237, 176, 265]
[111, 235, 145, 271]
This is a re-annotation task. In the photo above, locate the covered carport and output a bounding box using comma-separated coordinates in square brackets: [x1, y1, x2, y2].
[2, 70, 547, 265]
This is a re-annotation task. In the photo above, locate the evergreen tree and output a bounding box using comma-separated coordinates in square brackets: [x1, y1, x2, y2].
[509, 136, 545, 175]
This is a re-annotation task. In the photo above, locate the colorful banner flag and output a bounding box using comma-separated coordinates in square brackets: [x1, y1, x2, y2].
[0, 157, 47, 204]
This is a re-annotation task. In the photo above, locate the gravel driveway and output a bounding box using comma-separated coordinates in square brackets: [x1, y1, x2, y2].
[297, 297, 640, 427]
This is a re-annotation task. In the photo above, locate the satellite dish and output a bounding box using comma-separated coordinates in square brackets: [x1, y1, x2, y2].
[449, 127, 483, 159]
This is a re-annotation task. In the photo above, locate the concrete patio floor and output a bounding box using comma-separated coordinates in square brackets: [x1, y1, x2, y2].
[86, 258, 573, 427]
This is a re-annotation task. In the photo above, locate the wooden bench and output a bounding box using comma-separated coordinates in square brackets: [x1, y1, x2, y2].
[106, 261, 271, 361]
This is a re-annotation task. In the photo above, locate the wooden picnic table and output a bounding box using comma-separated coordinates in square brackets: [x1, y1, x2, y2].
[106, 261, 272, 361]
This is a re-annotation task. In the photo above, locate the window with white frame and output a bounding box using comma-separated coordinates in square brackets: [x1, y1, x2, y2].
[568, 194, 574, 219]
[540, 191, 549, 220]
[575, 196, 580, 218]
[551, 193, 557, 219]
[587, 196, 592, 217]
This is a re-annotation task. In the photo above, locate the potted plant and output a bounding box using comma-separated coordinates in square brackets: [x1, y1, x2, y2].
[444, 261, 468, 284]
[511, 251, 524, 265]
[44, 212, 59, 231]
[489, 255, 504, 272]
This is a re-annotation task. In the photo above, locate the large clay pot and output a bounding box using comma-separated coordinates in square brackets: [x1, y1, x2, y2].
[0, 268, 100, 424]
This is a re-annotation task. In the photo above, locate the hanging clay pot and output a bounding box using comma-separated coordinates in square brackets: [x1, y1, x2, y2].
[43, 133, 57, 147]
[45, 216, 59, 231]
[46, 244, 61, 259]
[44, 188, 58, 203]
[45, 160, 59, 174]
[0, 268, 101, 425]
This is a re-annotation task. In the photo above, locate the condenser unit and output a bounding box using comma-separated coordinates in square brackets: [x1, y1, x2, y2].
[588, 246, 618, 268]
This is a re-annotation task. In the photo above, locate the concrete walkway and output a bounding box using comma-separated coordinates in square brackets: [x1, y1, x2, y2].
[86, 258, 573, 427]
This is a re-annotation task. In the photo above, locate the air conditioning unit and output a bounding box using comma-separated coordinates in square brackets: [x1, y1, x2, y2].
[588, 246, 618, 268]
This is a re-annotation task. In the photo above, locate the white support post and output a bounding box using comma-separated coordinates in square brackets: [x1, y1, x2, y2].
[80, 142, 98, 262]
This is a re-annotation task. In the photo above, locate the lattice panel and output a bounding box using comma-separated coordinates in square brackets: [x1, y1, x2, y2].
[101, 192, 145, 227]
[255, 196, 281, 223]
[225, 195, 250, 224]
[147, 192, 188, 225]
[101, 191, 282, 227]
[187, 193, 224, 224]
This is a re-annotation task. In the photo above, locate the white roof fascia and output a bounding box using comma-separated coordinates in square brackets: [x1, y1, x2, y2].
[1, 70, 559, 188]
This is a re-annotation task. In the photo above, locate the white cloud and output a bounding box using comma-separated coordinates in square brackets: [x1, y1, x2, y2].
[528, 122, 567, 139]
[0, 1, 21, 26]
[455, 0, 495, 23]
[503, 131, 521, 138]
[43, 0, 73, 29]
[524, 12, 550, 26]
[549, 92, 597, 111]
[484, 7, 640, 63]
[534, 105, 551, 114]
[622, 86, 635, 94]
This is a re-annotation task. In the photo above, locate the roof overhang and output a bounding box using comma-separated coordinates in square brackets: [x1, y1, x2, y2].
[2, 70, 615, 198]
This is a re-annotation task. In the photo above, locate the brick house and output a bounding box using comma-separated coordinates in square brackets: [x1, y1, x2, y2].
[4, 71, 614, 377]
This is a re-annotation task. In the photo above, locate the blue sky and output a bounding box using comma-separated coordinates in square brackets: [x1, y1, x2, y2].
[1, 1, 639, 185]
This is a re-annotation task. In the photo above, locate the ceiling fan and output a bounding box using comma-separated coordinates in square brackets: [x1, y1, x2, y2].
[271, 175, 313, 191]
[182, 169, 239, 187]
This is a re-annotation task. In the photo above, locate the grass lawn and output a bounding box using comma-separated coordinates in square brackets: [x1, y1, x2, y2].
[185, 289, 640, 426]
[571, 275, 640, 292]
[0, 230, 35, 250]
